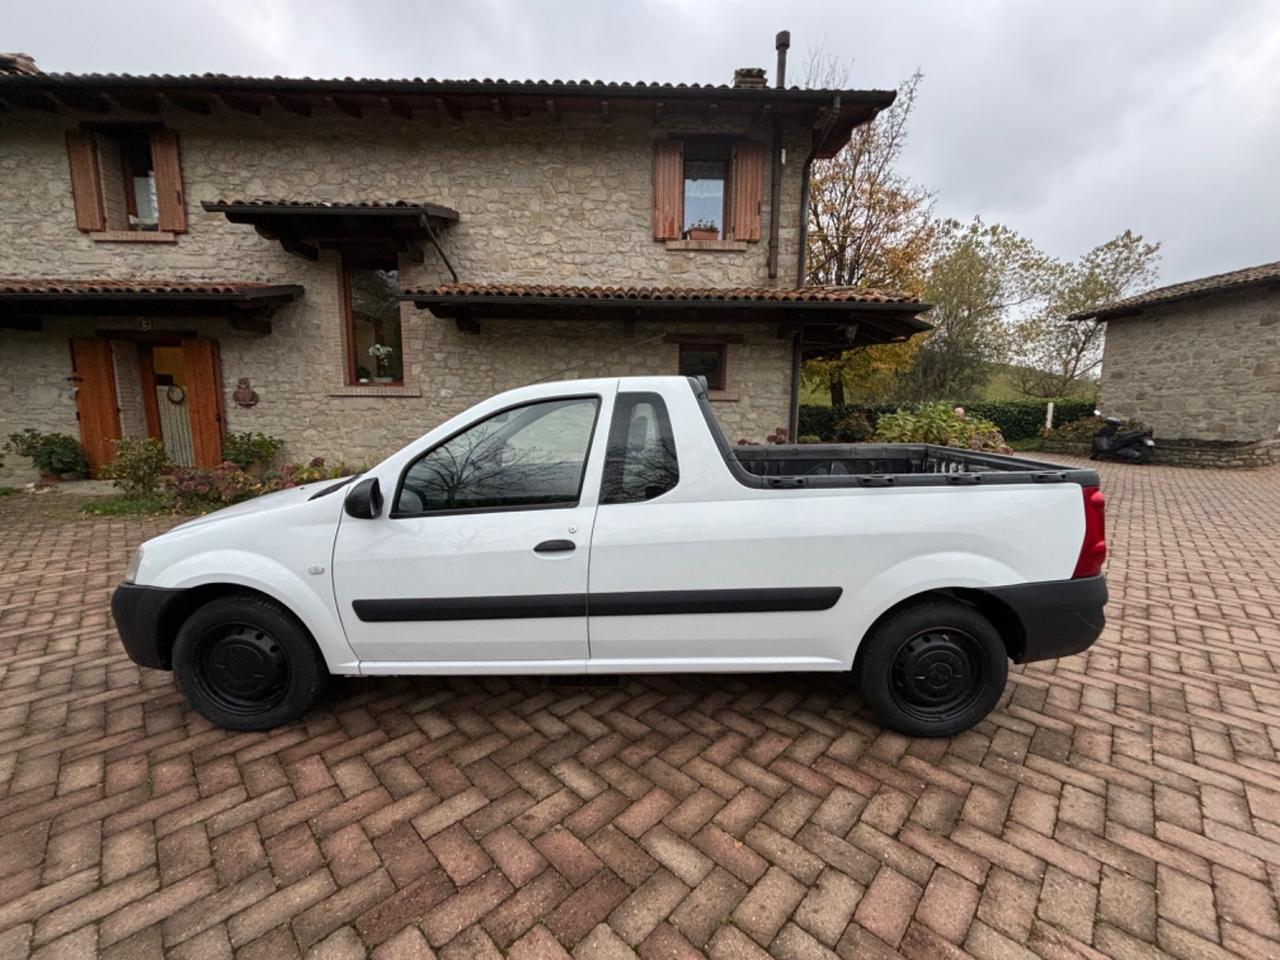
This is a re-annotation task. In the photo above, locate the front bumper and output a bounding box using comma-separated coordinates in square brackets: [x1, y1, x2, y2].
[111, 582, 185, 670]
[986, 575, 1108, 663]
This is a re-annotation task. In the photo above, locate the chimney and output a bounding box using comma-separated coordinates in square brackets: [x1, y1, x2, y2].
[732, 67, 767, 89]
[0, 52, 41, 76]
[775, 31, 790, 88]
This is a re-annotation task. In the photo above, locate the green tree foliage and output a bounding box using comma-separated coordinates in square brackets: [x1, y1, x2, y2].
[1012, 231, 1161, 398]
[896, 218, 1055, 401]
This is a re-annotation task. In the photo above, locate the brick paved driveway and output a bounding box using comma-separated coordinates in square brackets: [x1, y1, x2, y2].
[1, 458, 1279, 959]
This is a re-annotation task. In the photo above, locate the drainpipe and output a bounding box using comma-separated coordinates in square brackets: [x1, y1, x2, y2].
[766, 31, 789, 280]
[795, 95, 840, 287]
[786, 94, 840, 438]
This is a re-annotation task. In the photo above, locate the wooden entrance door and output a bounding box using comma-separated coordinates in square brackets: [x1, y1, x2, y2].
[70, 339, 121, 477]
[181, 338, 225, 467]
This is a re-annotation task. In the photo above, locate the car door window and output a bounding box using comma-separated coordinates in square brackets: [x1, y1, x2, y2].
[396, 396, 600, 514]
[601, 392, 679, 504]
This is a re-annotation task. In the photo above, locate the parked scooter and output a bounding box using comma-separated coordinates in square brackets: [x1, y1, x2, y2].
[1091, 411, 1155, 463]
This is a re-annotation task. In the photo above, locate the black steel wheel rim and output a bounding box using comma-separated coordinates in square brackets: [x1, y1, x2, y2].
[193, 622, 290, 715]
[889, 627, 984, 723]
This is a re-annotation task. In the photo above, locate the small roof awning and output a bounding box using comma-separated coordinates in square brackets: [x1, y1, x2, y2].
[0, 279, 303, 333]
[403, 282, 932, 356]
[203, 198, 460, 262]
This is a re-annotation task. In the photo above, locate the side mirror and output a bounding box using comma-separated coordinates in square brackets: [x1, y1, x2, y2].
[344, 477, 383, 519]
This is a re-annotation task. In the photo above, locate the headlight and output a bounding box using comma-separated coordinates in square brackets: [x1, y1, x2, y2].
[124, 547, 143, 583]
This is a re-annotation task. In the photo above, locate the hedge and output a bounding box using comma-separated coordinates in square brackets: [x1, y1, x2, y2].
[798, 399, 1095, 442]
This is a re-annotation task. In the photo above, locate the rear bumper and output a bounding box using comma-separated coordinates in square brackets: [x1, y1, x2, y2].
[111, 582, 184, 670]
[987, 575, 1108, 663]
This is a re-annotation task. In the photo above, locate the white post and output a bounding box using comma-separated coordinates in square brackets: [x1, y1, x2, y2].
[1045, 401, 1056, 432]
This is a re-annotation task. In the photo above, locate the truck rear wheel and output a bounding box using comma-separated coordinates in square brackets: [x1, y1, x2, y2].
[856, 599, 1008, 737]
[172, 594, 328, 731]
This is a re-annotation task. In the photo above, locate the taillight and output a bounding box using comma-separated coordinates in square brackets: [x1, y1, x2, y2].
[1073, 485, 1107, 578]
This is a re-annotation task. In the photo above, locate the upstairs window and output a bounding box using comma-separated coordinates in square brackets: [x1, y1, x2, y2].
[343, 257, 404, 385]
[65, 125, 187, 234]
[653, 137, 765, 243]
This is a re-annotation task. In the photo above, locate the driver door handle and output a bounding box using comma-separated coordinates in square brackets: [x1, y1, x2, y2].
[534, 539, 576, 554]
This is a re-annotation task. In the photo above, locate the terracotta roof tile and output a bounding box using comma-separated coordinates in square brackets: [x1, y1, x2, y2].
[206, 198, 443, 211]
[406, 282, 921, 306]
[0, 71, 881, 99]
[1069, 260, 1280, 321]
[0, 279, 302, 299]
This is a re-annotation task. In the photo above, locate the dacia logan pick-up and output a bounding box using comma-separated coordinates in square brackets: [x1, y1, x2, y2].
[113, 375, 1108, 737]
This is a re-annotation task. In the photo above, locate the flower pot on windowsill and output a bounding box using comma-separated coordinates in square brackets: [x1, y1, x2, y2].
[687, 228, 719, 242]
[373, 376, 396, 383]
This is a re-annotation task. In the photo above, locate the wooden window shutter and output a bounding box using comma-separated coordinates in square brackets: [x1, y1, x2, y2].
[150, 129, 188, 233]
[652, 139, 684, 240]
[65, 131, 105, 232]
[728, 141, 766, 242]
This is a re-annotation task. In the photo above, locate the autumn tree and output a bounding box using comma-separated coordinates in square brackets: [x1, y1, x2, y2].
[801, 56, 935, 405]
[897, 218, 1055, 401]
[1012, 231, 1160, 398]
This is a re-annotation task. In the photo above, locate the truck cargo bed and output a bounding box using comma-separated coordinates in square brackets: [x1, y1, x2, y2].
[729, 443, 1099, 488]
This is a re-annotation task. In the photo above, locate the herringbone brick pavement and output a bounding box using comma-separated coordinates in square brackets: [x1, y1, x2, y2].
[1, 457, 1278, 958]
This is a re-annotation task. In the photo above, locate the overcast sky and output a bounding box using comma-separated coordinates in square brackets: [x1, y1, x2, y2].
[8, 0, 1278, 285]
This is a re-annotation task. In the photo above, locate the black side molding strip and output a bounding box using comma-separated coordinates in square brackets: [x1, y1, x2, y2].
[351, 586, 843, 622]
[590, 587, 842, 617]
[353, 595, 586, 622]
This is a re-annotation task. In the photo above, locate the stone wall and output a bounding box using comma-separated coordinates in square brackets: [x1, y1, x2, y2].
[1043, 437, 1280, 469]
[1098, 286, 1280, 442]
[0, 106, 809, 480]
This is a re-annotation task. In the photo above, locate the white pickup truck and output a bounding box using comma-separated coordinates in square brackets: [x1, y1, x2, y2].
[113, 376, 1107, 737]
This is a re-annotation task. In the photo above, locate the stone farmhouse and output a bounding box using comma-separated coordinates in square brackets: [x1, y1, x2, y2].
[1071, 260, 1280, 467]
[0, 40, 930, 482]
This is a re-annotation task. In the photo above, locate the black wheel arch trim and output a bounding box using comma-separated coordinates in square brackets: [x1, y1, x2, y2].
[975, 574, 1108, 663]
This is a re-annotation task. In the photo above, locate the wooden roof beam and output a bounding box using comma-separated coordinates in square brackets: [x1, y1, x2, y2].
[599, 100, 611, 122]
[545, 98, 559, 122]
[384, 96, 413, 120]
[435, 97, 462, 122]
[167, 93, 214, 114]
[214, 92, 261, 115]
[491, 97, 512, 120]
[329, 96, 363, 118]
[272, 94, 312, 116]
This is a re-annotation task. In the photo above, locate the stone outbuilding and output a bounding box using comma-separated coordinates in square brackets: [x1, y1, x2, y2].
[1071, 260, 1280, 467]
[0, 45, 931, 483]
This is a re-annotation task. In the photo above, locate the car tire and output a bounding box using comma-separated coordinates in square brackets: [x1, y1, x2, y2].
[856, 599, 1008, 738]
[172, 594, 328, 731]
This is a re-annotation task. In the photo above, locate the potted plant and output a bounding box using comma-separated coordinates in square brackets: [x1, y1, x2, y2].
[355, 364, 372, 384]
[368, 343, 397, 382]
[686, 218, 719, 241]
[4, 429, 90, 483]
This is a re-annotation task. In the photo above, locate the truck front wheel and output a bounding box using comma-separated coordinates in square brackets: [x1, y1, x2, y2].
[856, 600, 1008, 738]
[172, 594, 328, 731]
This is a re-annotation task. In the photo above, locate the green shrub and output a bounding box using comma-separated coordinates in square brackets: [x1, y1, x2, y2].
[4, 429, 89, 478]
[222, 431, 284, 471]
[101, 437, 170, 497]
[799, 398, 1095, 443]
[874, 402, 1008, 451]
